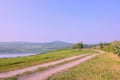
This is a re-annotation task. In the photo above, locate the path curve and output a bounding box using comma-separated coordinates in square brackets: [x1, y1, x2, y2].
[0, 54, 89, 78]
[19, 54, 99, 80]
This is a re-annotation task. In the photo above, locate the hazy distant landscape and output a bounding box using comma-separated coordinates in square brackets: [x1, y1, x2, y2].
[0, 41, 73, 58]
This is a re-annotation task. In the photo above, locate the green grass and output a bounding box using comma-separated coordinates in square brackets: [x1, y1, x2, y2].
[1, 53, 91, 80]
[46, 52, 120, 80]
[0, 49, 94, 73]
[1, 77, 17, 80]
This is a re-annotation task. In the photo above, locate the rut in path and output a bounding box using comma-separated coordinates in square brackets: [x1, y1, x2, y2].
[18, 54, 99, 80]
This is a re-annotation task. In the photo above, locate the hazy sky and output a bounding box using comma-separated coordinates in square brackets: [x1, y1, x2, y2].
[0, 0, 120, 43]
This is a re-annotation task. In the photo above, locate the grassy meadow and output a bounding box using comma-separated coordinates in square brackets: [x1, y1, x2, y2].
[46, 52, 120, 80]
[0, 49, 94, 73]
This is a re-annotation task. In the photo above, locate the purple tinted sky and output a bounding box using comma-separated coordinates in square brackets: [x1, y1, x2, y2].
[0, 0, 120, 43]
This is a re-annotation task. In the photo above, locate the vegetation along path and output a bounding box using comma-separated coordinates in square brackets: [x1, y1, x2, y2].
[0, 54, 89, 78]
[18, 53, 99, 80]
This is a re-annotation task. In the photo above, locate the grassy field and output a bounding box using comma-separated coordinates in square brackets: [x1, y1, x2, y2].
[0, 49, 94, 73]
[46, 52, 120, 80]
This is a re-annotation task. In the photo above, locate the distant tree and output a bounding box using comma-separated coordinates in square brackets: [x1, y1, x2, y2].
[72, 42, 83, 49]
[99, 42, 104, 49]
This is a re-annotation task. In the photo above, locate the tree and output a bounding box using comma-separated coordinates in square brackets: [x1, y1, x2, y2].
[72, 42, 83, 49]
[99, 42, 103, 49]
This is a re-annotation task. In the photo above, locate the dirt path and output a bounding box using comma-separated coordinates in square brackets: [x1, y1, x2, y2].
[0, 54, 89, 78]
[18, 54, 99, 80]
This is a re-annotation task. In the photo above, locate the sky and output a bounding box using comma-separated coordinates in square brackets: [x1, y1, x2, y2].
[0, 0, 120, 44]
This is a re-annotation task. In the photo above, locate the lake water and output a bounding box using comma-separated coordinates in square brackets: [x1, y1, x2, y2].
[0, 53, 39, 58]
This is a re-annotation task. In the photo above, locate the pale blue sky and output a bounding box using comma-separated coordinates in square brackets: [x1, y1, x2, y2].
[0, 0, 120, 43]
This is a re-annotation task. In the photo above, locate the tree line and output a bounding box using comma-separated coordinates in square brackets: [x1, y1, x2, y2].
[72, 41, 120, 56]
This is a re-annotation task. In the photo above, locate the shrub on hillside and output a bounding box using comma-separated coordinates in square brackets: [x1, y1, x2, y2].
[103, 41, 120, 56]
[111, 41, 120, 56]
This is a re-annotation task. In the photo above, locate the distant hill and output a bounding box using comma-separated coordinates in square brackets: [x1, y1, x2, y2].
[0, 41, 73, 53]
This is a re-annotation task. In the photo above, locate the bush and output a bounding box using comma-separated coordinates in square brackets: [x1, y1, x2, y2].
[103, 41, 120, 56]
[114, 47, 120, 56]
